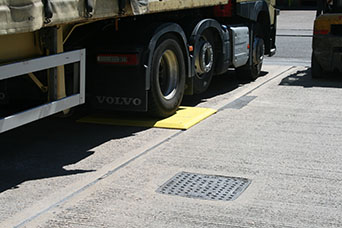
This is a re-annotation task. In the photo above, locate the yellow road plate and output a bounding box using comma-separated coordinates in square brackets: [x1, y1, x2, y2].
[77, 106, 217, 130]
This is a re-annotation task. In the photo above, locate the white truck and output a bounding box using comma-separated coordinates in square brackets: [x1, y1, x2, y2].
[0, 0, 277, 133]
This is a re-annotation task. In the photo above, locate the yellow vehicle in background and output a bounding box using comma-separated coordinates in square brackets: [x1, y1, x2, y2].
[312, 0, 342, 78]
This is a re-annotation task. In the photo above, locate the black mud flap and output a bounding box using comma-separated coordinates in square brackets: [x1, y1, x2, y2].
[0, 80, 8, 105]
[87, 47, 148, 112]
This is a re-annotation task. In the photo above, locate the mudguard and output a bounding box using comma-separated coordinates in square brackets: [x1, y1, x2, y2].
[145, 23, 190, 90]
[236, 0, 273, 54]
[236, 0, 270, 22]
[189, 19, 230, 77]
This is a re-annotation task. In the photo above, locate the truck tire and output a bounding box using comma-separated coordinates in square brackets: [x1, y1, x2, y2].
[193, 30, 216, 94]
[149, 34, 186, 117]
[236, 24, 265, 81]
[311, 53, 323, 78]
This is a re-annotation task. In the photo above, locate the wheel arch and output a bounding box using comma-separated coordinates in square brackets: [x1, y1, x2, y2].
[146, 23, 190, 91]
[236, 0, 272, 54]
[256, 10, 271, 54]
[189, 19, 228, 76]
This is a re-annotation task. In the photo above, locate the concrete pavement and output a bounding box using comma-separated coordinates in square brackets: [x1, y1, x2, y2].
[7, 65, 340, 228]
[1, 10, 342, 228]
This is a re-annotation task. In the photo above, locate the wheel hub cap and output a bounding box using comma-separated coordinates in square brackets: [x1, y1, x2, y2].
[195, 41, 214, 75]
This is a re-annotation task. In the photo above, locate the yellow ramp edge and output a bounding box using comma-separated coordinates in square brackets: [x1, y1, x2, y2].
[77, 106, 217, 130]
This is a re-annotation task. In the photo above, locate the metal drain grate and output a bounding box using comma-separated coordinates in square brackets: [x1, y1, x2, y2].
[157, 172, 251, 201]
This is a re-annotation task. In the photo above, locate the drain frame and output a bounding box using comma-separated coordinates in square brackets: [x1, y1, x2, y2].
[156, 172, 251, 201]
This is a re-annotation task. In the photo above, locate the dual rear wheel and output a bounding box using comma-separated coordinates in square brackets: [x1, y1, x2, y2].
[236, 24, 265, 80]
[149, 30, 217, 117]
[149, 24, 265, 117]
[193, 30, 216, 94]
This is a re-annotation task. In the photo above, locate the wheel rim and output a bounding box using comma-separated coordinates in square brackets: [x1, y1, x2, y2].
[195, 39, 214, 77]
[157, 49, 179, 100]
[200, 42, 214, 74]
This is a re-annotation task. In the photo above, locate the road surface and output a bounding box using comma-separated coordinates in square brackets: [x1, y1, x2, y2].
[1, 10, 342, 228]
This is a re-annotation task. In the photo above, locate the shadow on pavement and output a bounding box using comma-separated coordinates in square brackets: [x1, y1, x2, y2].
[182, 70, 268, 106]
[279, 68, 342, 88]
[0, 69, 270, 193]
[0, 116, 146, 193]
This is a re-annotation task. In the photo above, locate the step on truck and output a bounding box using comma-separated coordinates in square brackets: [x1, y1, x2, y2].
[0, 0, 277, 133]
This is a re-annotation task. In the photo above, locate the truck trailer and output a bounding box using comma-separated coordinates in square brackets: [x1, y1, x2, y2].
[0, 0, 277, 133]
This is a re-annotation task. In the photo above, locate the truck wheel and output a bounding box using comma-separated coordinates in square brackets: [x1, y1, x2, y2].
[236, 24, 265, 81]
[193, 30, 215, 94]
[149, 35, 186, 117]
[311, 53, 323, 78]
